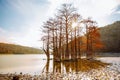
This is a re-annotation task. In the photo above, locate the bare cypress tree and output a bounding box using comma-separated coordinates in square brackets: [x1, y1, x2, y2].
[47, 18, 57, 61]
[71, 13, 82, 59]
[42, 22, 51, 61]
[82, 18, 99, 59]
[58, 4, 77, 60]
[55, 16, 64, 60]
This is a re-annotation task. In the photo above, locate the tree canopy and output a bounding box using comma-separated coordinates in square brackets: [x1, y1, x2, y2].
[41, 4, 103, 61]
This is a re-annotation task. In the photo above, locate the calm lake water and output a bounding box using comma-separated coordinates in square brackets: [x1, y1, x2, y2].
[0, 54, 49, 74]
[0, 54, 120, 75]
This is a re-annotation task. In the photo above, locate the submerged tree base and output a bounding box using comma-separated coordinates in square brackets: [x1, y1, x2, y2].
[50, 58, 109, 73]
[54, 58, 78, 62]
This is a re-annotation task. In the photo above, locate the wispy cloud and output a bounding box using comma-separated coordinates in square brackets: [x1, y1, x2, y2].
[0, 27, 12, 43]
[48, 0, 120, 26]
[1, 0, 51, 48]
[5, 0, 69, 48]
[0, 0, 120, 48]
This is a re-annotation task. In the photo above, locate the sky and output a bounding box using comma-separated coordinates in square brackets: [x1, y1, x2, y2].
[0, 0, 120, 48]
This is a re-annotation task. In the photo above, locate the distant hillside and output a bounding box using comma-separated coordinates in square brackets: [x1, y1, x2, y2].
[99, 21, 120, 52]
[0, 43, 43, 54]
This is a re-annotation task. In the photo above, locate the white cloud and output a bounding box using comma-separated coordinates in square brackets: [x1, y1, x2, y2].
[1, 0, 119, 48]
[3, 0, 51, 48]
[116, 0, 120, 4]
[47, 0, 119, 26]
[0, 27, 12, 43]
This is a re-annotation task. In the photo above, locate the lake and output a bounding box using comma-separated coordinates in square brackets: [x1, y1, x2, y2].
[0, 54, 49, 75]
[0, 54, 120, 75]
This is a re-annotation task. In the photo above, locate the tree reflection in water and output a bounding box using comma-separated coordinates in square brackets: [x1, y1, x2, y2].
[43, 59, 107, 74]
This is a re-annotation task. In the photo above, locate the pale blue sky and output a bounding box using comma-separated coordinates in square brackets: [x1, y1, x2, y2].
[0, 0, 120, 48]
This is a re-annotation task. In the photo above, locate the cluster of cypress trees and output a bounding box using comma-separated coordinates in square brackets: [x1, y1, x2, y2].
[41, 4, 103, 61]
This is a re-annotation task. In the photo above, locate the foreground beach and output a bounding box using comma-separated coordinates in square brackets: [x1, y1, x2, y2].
[0, 66, 120, 80]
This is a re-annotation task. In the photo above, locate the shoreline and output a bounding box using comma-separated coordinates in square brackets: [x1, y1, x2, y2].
[0, 67, 120, 80]
[0, 57, 120, 80]
[0, 64, 120, 80]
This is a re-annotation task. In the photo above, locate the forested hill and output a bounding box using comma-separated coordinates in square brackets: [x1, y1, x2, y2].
[0, 43, 43, 54]
[100, 21, 120, 52]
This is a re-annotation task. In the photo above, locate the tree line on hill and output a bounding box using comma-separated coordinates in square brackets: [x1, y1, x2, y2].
[99, 21, 120, 53]
[0, 43, 43, 54]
